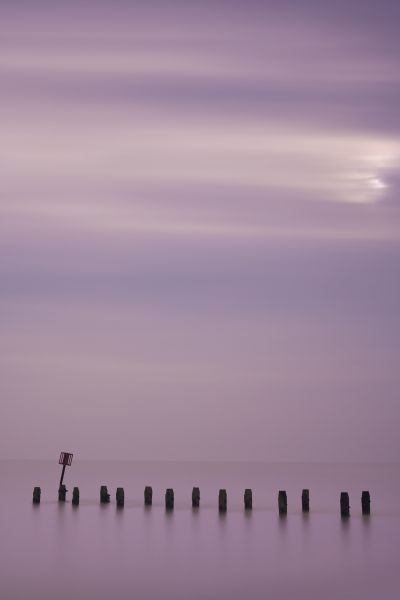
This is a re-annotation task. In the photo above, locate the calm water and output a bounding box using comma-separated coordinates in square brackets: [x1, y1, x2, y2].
[0, 461, 399, 600]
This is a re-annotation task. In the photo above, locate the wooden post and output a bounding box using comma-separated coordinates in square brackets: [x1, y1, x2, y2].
[144, 486, 153, 506]
[244, 489, 252, 510]
[278, 490, 287, 515]
[361, 491, 370, 515]
[32, 487, 41, 504]
[58, 484, 67, 502]
[72, 487, 80, 506]
[100, 485, 110, 504]
[116, 488, 125, 508]
[302, 489, 310, 512]
[192, 487, 200, 508]
[340, 492, 350, 517]
[165, 488, 174, 510]
[218, 489, 227, 512]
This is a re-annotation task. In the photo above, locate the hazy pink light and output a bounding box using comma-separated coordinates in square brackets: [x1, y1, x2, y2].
[1, 0, 400, 461]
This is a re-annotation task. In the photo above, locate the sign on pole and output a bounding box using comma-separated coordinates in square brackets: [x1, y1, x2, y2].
[59, 452, 73, 486]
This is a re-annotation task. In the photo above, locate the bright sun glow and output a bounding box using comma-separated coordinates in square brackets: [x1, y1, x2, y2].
[368, 176, 387, 190]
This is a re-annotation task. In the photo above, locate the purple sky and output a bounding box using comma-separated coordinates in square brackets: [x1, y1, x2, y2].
[1, 0, 399, 461]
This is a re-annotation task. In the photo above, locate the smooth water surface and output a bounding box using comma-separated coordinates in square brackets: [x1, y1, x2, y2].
[0, 461, 399, 599]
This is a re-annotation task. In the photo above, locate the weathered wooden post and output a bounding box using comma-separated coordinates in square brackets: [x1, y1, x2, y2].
[58, 484, 67, 502]
[361, 491, 370, 515]
[302, 489, 310, 512]
[218, 489, 227, 512]
[340, 492, 350, 517]
[72, 487, 80, 506]
[278, 490, 287, 515]
[32, 487, 41, 504]
[144, 486, 153, 506]
[244, 489, 252, 510]
[192, 487, 200, 508]
[116, 487, 125, 508]
[100, 485, 110, 504]
[165, 488, 174, 510]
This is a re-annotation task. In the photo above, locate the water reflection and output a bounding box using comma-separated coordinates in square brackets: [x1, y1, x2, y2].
[244, 508, 252, 520]
[278, 513, 288, 531]
[301, 511, 310, 530]
[217, 510, 228, 524]
[340, 515, 351, 529]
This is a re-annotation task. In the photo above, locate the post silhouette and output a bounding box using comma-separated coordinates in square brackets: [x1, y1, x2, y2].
[32, 487, 41, 504]
[165, 488, 174, 509]
[340, 492, 350, 517]
[278, 490, 287, 515]
[244, 489, 252, 510]
[144, 486, 153, 506]
[361, 491, 370, 515]
[100, 486, 110, 504]
[116, 488, 125, 508]
[302, 489, 310, 512]
[58, 485, 67, 502]
[72, 487, 80, 506]
[192, 487, 200, 508]
[219, 489, 227, 512]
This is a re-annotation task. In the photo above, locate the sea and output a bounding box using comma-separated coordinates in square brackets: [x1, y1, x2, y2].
[0, 460, 399, 599]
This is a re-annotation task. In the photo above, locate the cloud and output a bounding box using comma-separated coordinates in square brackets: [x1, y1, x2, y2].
[1, 0, 400, 460]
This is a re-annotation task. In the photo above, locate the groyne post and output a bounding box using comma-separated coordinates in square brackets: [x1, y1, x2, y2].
[165, 488, 174, 510]
[361, 491, 370, 515]
[278, 490, 287, 515]
[32, 487, 41, 504]
[219, 489, 227, 512]
[244, 489, 252, 510]
[72, 487, 80, 506]
[302, 489, 310, 512]
[116, 487, 125, 508]
[58, 485, 67, 502]
[100, 486, 110, 504]
[144, 486, 153, 506]
[192, 487, 200, 508]
[340, 492, 350, 517]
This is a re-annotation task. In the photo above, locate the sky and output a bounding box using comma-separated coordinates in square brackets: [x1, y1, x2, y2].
[1, 0, 399, 461]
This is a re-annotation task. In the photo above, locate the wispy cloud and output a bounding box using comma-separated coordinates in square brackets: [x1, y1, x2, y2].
[1, 0, 400, 460]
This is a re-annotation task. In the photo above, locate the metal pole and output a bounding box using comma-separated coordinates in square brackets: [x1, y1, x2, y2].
[59, 464, 66, 487]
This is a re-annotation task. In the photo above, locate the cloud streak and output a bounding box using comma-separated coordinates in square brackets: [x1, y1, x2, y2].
[1, 0, 400, 460]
